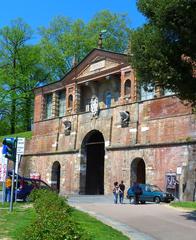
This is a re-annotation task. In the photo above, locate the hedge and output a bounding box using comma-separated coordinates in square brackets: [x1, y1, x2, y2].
[21, 189, 90, 240]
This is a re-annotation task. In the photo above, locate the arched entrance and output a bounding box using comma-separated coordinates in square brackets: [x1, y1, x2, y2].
[131, 158, 146, 185]
[80, 130, 105, 195]
[51, 161, 61, 192]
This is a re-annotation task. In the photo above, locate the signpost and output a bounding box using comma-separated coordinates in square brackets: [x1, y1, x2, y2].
[16, 138, 25, 174]
[0, 147, 7, 204]
[0, 147, 7, 182]
[1, 137, 25, 211]
[15, 138, 25, 202]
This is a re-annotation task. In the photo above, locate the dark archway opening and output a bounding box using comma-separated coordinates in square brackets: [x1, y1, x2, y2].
[131, 158, 146, 185]
[51, 161, 61, 193]
[80, 130, 105, 195]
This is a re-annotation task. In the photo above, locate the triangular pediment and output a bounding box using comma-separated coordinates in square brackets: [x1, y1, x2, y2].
[37, 49, 129, 92]
[77, 56, 121, 79]
[63, 49, 128, 84]
[51, 48, 129, 85]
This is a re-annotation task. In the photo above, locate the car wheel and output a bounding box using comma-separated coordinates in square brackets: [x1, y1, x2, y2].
[154, 196, 160, 204]
[140, 200, 146, 204]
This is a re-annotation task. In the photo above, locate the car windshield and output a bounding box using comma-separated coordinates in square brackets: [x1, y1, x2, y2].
[150, 185, 162, 192]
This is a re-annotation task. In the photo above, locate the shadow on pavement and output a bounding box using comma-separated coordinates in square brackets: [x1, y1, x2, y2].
[181, 210, 196, 222]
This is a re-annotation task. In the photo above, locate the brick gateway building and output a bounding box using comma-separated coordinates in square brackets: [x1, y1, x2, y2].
[21, 49, 196, 200]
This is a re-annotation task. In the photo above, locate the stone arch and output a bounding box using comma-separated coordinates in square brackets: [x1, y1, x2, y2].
[80, 130, 105, 195]
[130, 158, 146, 186]
[51, 161, 61, 193]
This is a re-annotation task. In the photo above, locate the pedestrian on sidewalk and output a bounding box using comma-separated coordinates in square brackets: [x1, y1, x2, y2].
[119, 180, 125, 204]
[113, 181, 120, 204]
[5, 176, 12, 202]
[132, 182, 142, 204]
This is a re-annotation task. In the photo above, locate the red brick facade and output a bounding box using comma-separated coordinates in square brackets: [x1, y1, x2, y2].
[21, 49, 196, 200]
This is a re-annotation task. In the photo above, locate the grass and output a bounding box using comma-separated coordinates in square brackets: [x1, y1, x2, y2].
[0, 203, 129, 240]
[0, 131, 32, 142]
[0, 203, 36, 240]
[72, 208, 129, 240]
[170, 201, 196, 210]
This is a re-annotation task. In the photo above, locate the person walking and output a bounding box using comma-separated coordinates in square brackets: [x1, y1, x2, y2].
[132, 182, 142, 204]
[119, 180, 125, 204]
[113, 181, 119, 204]
[5, 176, 12, 202]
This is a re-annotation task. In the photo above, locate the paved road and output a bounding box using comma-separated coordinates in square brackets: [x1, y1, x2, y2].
[68, 195, 196, 240]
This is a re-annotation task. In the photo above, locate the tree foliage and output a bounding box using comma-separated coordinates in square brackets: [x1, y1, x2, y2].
[0, 19, 48, 133]
[130, 0, 196, 105]
[39, 10, 131, 80]
[0, 11, 131, 134]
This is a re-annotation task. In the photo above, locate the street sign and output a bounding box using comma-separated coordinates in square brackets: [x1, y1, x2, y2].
[16, 138, 25, 154]
[177, 167, 182, 175]
[0, 147, 7, 182]
[15, 138, 25, 175]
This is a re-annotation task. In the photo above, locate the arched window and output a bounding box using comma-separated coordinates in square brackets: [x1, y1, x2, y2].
[124, 79, 131, 96]
[68, 94, 73, 108]
[105, 92, 112, 108]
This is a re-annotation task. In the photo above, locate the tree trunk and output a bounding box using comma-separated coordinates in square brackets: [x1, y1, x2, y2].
[10, 98, 16, 134]
[24, 96, 32, 131]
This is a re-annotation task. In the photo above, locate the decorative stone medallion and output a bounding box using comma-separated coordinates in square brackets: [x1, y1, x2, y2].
[90, 95, 99, 118]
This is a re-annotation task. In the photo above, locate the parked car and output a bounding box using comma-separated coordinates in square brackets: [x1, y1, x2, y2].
[16, 177, 52, 202]
[127, 184, 174, 204]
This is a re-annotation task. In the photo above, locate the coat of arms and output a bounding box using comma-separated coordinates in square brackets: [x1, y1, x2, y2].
[90, 96, 99, 118]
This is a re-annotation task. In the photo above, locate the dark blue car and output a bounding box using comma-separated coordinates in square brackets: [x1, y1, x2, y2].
[7, 171, 52, 201]
[127, 184, 174, 204]
[16, 177, 52, 202]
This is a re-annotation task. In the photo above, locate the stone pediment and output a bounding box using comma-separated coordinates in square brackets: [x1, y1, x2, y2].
[41, 49, 128, 89]
[77, 56, 121, 79]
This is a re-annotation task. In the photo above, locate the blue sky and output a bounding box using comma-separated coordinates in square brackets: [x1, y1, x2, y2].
[0, 0, 146, 41]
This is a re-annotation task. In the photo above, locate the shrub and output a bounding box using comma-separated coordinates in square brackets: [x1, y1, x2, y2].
[21, 189, 90, 240]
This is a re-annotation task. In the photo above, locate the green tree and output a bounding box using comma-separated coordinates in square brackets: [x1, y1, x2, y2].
[0, 19, 48, 133]
[87, 10, 131, 53]
[15, 45, 49, 131]
[130, 0, 196, 105]
[39, 10, 131, 81]
[39, 16, 73, 81]
[0, 18, 33, 133]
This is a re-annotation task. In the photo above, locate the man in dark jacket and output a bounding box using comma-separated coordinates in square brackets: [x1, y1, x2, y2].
[119, 181, 125, 204]
[132, 182, 142, 204]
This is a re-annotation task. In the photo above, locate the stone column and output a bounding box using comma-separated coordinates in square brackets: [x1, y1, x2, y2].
[75, 84, 81, 112]
[40, 94, 45, 120]
[120, 70, 125, 104]
[52, 92, 58, 118]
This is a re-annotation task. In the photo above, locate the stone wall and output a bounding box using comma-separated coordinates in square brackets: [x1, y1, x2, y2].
[21, 95, 196, 200]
